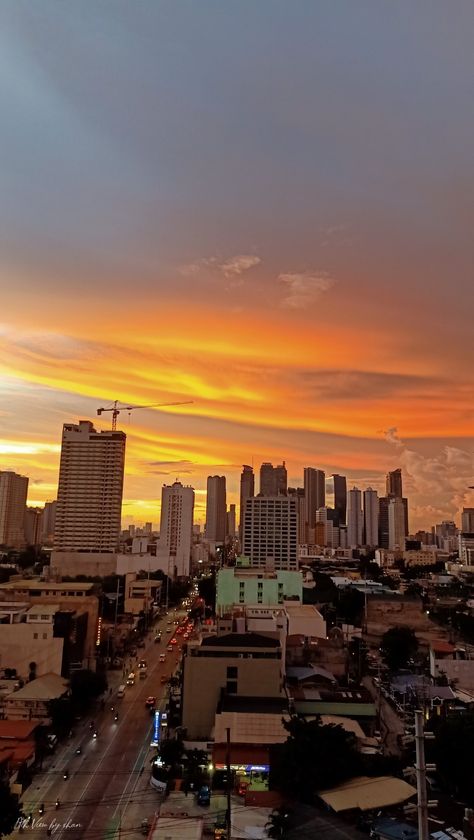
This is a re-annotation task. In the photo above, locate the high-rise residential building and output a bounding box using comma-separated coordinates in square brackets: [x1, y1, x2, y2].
[461, 508, 474, 533]
[388, 496, 407, 550]
[205, 475, 227, 543]
[259, 462, 287, 497]
[315, 507, 337, 548]
[287, 487, 306, 544]
[24, 507, 43, 545]
[54, 421, 126, 553]
[332, 474, 347, 526]
[159, 481, 195, 577]
[386, 467, 403, 498]
[242, 496, 298, 569]
[378, 497, 389, 549]
[303, 468, 325, 534]
[239, 465, 255, 539]
[42, 500, 57, 543]
[363, 488, 379, 547]
[0, 471, 29, 548]
[227, 504, 236, 539]
[347, 487, 363, 547]
[274, 463, 287, 496]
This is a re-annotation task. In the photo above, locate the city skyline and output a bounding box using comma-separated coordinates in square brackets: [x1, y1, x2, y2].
[1, 3, 473, 529]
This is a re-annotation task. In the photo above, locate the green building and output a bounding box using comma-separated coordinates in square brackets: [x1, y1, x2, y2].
[216, 565, 303, 613]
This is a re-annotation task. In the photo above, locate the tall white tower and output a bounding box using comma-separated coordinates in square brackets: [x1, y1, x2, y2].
[159, 481, 195, 577]
[0, 471, 29, 548]
[363, 488, 379, 547]
[347, 487, 363, 547]
[54, 421, 125, 553]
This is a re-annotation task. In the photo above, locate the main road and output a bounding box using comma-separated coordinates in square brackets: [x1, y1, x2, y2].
[18, 611, 187, 840]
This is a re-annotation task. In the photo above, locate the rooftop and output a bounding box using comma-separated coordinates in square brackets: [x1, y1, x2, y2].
[0, 580, 96, 592]
[319, 775, 416, 812]
[5, 673, 69, 702]
[0, 720, 40, 740]
[202, 632, 280, 648]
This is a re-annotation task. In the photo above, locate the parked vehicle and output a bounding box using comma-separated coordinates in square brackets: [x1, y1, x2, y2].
[197, 785, 211, 806]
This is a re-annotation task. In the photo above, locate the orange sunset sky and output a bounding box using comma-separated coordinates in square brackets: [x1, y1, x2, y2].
[1, 2, 473, 530]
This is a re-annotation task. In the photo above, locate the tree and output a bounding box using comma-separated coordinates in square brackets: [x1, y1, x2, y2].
[49, 697, 74, 737]
[270, 715, 360, 802]
[70, 669, 107, 712]
[380, 626, 418, 671]
[197, 575, 216, 613]
[0, 776, 23, 838]
[265, 807, 292, 839]
[433, 713, 474, 804]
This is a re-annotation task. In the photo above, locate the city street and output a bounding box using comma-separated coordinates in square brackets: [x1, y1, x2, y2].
[17, 612, 185, 840]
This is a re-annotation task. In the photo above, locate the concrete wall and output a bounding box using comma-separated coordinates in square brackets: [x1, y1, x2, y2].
[0, 623, 63, 679]
[51, 551, 117, 578]
[182, 652, 283, 739]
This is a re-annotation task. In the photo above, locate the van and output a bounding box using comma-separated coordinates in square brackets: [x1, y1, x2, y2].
[117, 685, 126, 698]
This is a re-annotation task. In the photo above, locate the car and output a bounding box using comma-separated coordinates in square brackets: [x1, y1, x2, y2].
[166, 626, 172, 634]
[126, 673, 136, 686]
[171, 638, 177, 645]
[183, 633, 189, 640]
[237, 781, 248, 797]
[159, 653, 166, 662]
[138, 660, 147, 669]
[145, 696, 156, 708]
[160, 674, 169, 684]
[154, 633, 162, 643]
[197, 785, 211, 806]
[167, 644, 173, 652]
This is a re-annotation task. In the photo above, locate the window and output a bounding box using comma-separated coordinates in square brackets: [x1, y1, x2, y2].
[33, 633, 38, 639]
[43, 633, 48, 639]
[227, 666, 237, 679]
[226, 680, 238, 694]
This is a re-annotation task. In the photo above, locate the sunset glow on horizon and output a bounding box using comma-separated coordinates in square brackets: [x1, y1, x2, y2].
[1, 2, 473, 530]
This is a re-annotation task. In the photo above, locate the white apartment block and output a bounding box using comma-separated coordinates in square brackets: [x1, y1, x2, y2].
[0, 471, 29, 548]
[388, 496, 407, 550]
[54, 421, 126, 553]
[242, 496, 298, 570]
[159, 481, 194, 577]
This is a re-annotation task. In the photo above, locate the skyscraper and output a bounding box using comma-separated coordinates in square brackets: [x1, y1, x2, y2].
[54, 421, 125, 553]
[227, 503, 236, 539]
[259, 462, 287, 496]
[205, 475, 227, 543]
[347, 487, 363, 547]
[42, 500, 57, 543]
[388, 496, 407, 550]
[386, 468, 403, 498]
[239, 465, 255, 539]
[0, 470, 29, 548]
[159, 481, 194, 577]
[287, 486, 306, 544]
[363, 488, 379, 547]
[332, 474, 347, 526]
[303, 468, 325, 534]
[243, 496, 298, 569]
[461, 508, 474, 533]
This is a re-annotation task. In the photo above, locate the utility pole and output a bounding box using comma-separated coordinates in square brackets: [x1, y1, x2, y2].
[226, 726, 232, 840]
[415, 709, 429, 840]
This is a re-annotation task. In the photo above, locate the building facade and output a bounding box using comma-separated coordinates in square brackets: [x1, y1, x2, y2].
[347, 487, 363, 547]
[242, 496, 298, 570]
[363, 488, 379, 547]
[239, 465, 255, 539]
[205, 475, 227, 544]
[303, 468, 325, 535]
[54, 421, 126, 553]
[388, 496, 407, 550]
[259, 462, 287, 497]
[216, 567, 303, 612]
[0, 471, 29, 548]
[159, 481, 194, 577]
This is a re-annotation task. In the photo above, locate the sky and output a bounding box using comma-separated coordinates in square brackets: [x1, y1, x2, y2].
[0, 1, 473, 530]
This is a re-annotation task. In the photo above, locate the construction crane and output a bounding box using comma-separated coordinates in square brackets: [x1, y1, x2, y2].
[97, 399, 193, 431]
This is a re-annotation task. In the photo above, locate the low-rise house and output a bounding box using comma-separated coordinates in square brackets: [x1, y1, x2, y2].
[4, 673, 69, 723]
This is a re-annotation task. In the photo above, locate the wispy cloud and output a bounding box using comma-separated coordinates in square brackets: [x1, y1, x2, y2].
[278, 271, 335, 309]
[179, 254, 261, 280]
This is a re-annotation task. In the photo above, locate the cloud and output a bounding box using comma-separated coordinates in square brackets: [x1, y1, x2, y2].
[384, 428, 474, 526]
[278, 271, 335, 309]
[218, 255, 261, 277]
[179, 254, 260, 280]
